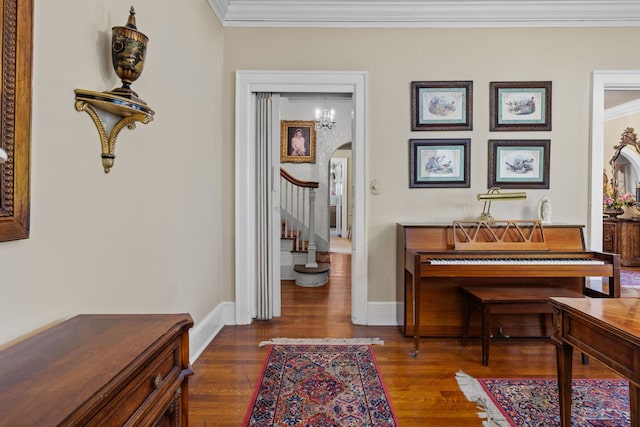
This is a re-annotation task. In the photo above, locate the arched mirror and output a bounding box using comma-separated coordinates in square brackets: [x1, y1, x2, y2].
[603, 127, 640, 218]
[609, 127, 640, 193]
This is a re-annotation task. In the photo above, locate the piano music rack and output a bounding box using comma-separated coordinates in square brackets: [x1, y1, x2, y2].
[453, 219, 549, 251]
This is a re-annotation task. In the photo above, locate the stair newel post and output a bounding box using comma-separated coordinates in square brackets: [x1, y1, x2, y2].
[306, 188, 318, 268]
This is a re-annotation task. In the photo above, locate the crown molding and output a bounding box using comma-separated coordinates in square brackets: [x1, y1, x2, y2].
[605, 99, 640, 121]
[208, 0, 230, 23]
[207, 1, 640, 28]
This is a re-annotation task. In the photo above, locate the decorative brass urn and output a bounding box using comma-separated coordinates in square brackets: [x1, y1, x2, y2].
[74, 6, 154, 173]
[110, 6, 148, 102]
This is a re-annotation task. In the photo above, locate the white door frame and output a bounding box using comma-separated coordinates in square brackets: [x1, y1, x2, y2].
[235, 70, 368, 325]
[270, 94, 282, 317]
[590, 70, 640, 251]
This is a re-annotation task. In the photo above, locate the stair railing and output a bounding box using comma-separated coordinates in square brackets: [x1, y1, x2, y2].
[280, 168, 319, 268]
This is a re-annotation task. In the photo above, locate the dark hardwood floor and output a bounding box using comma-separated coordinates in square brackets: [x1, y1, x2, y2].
[189, 253, 629, 426]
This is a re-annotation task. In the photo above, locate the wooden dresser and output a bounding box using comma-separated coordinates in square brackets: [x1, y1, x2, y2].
[0, 313, 194, 426]
[603, 218, 640, 266]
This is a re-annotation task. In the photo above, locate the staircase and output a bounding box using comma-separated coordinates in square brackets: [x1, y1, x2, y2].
[280, 169, 330, 287]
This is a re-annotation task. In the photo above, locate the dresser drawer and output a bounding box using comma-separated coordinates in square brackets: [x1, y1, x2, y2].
[85, 337, 183, 426]
[138, 376, 187, 427]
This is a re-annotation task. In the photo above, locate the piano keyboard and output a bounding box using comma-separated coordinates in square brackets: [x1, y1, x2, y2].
[427, 258, 606, 265]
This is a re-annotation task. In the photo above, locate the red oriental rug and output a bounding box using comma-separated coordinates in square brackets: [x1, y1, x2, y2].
[456, 371, 630, 426]
[243, 339, 398, 426]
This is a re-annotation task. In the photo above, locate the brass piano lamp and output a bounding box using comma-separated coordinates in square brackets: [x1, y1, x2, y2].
[477, 187, 527, 221]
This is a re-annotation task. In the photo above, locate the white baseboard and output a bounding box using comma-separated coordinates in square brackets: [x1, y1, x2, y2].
[189, 301, 400, 363]
[189, 301, 236, 364]
[367, 301, 401, 326]
[281, 265, 294, 280]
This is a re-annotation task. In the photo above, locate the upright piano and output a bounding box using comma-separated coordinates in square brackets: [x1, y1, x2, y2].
[397, 221, 620, 355]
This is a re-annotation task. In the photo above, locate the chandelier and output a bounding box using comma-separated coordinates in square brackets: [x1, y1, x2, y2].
[315, 101, 335, 130]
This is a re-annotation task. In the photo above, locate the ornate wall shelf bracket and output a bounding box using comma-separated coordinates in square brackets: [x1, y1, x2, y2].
[74, 7, 153, 174]
[74, 89, 154, 173]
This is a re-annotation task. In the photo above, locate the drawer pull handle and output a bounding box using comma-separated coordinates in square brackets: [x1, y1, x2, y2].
[604, 235, 611, 242]
[153, 375, 163, 388]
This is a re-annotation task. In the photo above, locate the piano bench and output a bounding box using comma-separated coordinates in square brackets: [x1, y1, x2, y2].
[461, 286, 585, 366]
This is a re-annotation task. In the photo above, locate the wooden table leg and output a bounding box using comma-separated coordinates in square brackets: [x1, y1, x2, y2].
[555, 341, 573, 427]
[481, 303, 491, 366]
[630, 384, 639, 427]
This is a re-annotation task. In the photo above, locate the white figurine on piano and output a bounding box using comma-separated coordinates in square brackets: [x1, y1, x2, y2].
[538, 196, 552, 224]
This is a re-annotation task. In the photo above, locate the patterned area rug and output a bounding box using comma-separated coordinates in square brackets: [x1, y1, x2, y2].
[456, 371, 630, 426]
[243, 339, 398, 426]
[622, 269, 640, 289]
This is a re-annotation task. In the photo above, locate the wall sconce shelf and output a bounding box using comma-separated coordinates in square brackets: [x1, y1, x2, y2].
[74, 7, 152, 174]
[75, 88, 154, 173]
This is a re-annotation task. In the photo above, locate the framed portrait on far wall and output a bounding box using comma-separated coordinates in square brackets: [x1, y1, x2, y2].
[409, 139, 470, 188]
[488, 139, 550, 189]
[410, 81, 473, 131]
[280, 120, 316, 163]
[490, 81, 552, 131]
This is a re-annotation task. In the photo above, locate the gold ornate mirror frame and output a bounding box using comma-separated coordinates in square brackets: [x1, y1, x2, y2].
[609, 127, 640, 169]
[0, 0, 32, 241]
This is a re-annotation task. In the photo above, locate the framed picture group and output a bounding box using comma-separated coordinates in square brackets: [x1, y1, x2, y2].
[409, 80, 552, 189]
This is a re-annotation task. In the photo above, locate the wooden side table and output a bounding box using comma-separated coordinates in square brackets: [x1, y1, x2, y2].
[551, 297, 640, 427]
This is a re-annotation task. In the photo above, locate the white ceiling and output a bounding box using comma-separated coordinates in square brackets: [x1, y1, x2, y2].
[207, 0, 640, 27]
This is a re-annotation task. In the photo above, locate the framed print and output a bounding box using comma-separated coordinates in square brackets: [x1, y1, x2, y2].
[280, 120, 316, 163]
[411, 81, 473, 131]
[488, 139, 550, 189]
[409, 139, 470, 188]
[490, 81, 551, 131]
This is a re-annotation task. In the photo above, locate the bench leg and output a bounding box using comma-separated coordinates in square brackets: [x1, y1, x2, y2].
[482, 305, 491, 366]
[462, 293, 470, 346]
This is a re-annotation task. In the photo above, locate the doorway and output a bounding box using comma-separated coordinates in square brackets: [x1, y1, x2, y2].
[330, 156, 348, 238]
[234, 70, 367, 326]
[590, 71, 640, 251]
[330, 148, 352, 254]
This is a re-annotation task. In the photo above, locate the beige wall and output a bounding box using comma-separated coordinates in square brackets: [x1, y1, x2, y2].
[224, 26, 640, 301]
[0, 0, 225, 346]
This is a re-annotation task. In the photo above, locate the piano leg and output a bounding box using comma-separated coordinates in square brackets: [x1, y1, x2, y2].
[411, 270, 421, 358]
